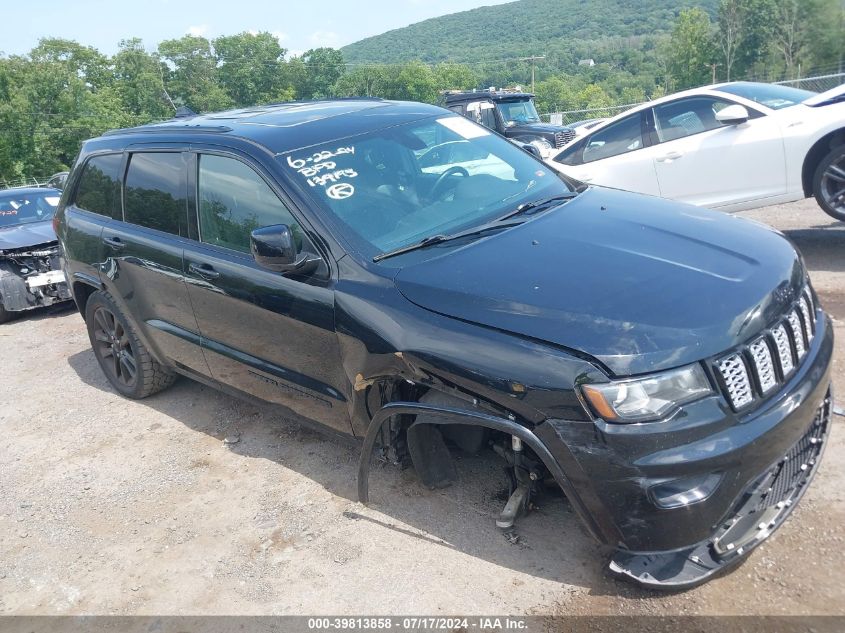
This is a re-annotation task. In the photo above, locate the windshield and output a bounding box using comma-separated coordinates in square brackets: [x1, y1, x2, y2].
[718, 82, 816, 110]
[0, 190, 60, 228]
[281, 115, 574, 260]
[496, 100, 541, 126]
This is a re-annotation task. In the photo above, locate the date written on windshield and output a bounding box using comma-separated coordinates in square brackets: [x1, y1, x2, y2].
[287, 146, 358, 191]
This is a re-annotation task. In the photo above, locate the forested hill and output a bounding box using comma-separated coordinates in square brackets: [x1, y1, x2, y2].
[342, 0, 719, 64]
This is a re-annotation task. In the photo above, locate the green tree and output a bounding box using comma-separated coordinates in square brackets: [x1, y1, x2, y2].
[432, 63, 477, 92]
[112, 38, 172, 121]
[158, 35, 232, 112]
[389, 61, 438, 102]
[333, 65, 387, 97]
[668, 8, 716, 89]
[295, 48, 346, 99]
[214, 32, 294, 106]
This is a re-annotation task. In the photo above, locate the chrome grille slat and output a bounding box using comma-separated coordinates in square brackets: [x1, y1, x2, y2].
[749, 338, 777, 394]
[715, 286, 818, 410]
[799, 296, 814, 343]
[717, 354, 753, 409]
[787, 310, 806, 359]
[772, 323, 794, 376]
[554, 130, 575, 148]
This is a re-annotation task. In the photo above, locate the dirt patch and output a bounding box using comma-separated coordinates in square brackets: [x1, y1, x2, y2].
[0, 199, 843, 615]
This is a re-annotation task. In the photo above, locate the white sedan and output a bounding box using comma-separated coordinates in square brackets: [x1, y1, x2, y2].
[547, 82, 845, 220]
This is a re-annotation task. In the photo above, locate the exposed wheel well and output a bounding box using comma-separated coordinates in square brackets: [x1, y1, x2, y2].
[803, 129, 845, 197]
[72, 281, 98, 319]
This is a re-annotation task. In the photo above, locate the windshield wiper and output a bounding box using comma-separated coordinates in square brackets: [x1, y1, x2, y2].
[494, 191, 579, 222]
[373, 219, 524, 262]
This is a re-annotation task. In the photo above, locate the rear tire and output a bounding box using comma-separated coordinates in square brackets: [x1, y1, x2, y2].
[85, 290, 175, 398]
[813, 144, 845, 221]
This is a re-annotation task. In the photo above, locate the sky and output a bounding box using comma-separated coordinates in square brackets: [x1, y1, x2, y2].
[3, 0, 513, 57]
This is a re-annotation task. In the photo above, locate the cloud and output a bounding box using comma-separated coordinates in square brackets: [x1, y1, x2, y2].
[309, 30, 339, 48]
[272, 31, 288, 43]
[186, 24, 209, 37]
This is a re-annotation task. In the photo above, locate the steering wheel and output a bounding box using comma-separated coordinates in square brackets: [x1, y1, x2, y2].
[429, 166, 469, 201]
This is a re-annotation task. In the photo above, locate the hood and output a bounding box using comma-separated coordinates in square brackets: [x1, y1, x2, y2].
[804, 83, 845, 107]
[0, 221, 58, 252]
[507, 122, 570, 136]
[394, 187, 805, 376]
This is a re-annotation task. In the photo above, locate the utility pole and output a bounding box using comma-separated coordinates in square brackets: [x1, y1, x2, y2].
[520, 55, 546, 92]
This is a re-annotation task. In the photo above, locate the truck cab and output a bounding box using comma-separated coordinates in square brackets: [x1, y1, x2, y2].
[443, 89, 575, 158]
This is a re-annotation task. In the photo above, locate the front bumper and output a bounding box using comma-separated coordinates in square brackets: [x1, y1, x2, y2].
[534, 314, 834, 589]
[609, 391, 831, 588]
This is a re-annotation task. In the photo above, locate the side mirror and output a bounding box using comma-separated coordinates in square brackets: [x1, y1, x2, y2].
[715, 104, 750, 126]
[250, 224, 320, 274]
[522, 143, 542, 158]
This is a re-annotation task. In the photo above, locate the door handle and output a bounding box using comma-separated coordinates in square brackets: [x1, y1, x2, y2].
[102, 236, 126, 250]
[188, 262, 220, 280]
[656, 151, 683, 162]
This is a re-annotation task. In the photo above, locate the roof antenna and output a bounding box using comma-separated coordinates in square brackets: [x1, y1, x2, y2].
[158, 63, 178, 112]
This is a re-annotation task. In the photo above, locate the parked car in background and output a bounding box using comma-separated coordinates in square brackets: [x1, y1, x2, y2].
[45, 171, 69, 190]
[56, 99, 831, 588]
[444, 89, 575, 158]
[0, 187, 71, 322]
[549, 82, 845, 219]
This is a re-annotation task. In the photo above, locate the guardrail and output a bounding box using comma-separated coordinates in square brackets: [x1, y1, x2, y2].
[0, 176, 51, 190]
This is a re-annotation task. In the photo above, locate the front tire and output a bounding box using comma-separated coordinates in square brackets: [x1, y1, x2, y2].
[813, 144, 845, 221]
[85, 290, 175, 398]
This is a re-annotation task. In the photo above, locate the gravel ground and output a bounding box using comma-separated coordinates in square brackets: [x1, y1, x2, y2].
[0, 198, 843, 616]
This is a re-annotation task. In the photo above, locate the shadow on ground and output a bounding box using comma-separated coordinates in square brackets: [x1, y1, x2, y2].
[65, 348, 655, 599]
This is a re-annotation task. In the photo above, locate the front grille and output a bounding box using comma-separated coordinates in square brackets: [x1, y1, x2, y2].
[715, 287, 817, 411]
[554, 129, 576, 148]
[1, 241, 59, 257]
[758, 395, 829, 511]
[712, 394, 830, 558]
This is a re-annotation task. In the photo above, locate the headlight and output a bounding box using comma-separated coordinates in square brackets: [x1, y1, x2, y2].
[529, 138, 553, 152]
[581, 364, 712, 423]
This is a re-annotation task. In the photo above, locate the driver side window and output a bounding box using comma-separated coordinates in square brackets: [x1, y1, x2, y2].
[652, 96, 738, 143]
[198, 154, 302, 254]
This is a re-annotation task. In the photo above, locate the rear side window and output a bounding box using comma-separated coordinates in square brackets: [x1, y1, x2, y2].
[124, 152, 188, 236]
[198, 154, 301, 253]
[582, 114, 644, 163]
[74, 154, 123, 219]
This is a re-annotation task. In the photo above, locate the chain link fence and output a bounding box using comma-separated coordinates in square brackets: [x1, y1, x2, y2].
[773, 71, 845, 93]
[542, 70, 845, 127]
[544, 103, 640, 126]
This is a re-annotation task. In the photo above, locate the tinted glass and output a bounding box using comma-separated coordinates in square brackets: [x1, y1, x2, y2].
[718, 82, 815, 109]
[582, 114, 643, 162]
[124, 153, 188, 236]
[281, 115, 574, 256]
[0, 190, 60, 228]
[198, 154, 300, 253]
[497, 100, 541, 126]
[653, 96, 736, 142]
[74, 154, 122, 218]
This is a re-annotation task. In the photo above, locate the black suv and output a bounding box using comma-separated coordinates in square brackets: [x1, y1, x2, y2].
[56, 99, 832, 589]
[443, 89, 575, 158]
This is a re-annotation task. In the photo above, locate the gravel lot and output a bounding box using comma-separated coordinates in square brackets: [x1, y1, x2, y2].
[1, 198, 844, 616]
